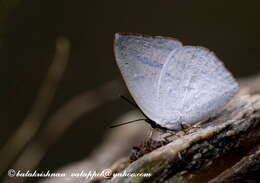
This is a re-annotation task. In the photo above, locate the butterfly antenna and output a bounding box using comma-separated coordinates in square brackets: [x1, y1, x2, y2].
[110, 118, 147, 128]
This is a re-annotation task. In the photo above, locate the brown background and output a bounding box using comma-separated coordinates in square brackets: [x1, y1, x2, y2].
[1, 0, 259, 181]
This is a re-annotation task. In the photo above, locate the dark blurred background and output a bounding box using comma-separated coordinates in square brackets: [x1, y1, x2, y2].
[0, 0, 259, 181]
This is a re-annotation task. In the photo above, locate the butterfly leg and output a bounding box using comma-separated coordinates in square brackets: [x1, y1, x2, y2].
[143, 128, 154, 145]
[192, 120, 205, 128]
[161, 130, 179, 142]
[179, 122, 203, 134]
[179, 122, 191, 130]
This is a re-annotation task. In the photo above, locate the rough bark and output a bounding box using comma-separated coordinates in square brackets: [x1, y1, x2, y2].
[108, 74, 260, 183]
[39, 74, 260, 183]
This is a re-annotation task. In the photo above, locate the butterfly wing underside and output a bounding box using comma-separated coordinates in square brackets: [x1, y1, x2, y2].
[114, 33, 182, 123]
[157, 46, 239, 129]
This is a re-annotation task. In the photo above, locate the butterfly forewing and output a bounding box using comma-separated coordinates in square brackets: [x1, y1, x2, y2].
[114, 33, 182, 122]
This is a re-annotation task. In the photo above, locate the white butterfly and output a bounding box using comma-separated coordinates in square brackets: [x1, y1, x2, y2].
[114, 33, 239, 130]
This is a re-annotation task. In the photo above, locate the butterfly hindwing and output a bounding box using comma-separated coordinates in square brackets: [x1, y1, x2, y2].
[157, 46, 239, 129]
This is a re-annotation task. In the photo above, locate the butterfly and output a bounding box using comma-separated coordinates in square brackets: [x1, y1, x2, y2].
[114, 33, 239, 130]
